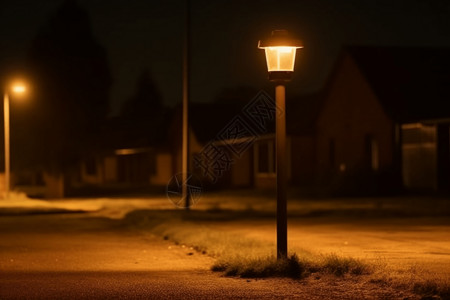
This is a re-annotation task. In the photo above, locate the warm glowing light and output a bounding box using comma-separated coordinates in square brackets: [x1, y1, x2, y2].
[258, 30, 303, 75]
[8, 80, 27, 95]
[12, 85, 26, 93]
[115, 147, 149, 155]
[264, 47, 298, 72]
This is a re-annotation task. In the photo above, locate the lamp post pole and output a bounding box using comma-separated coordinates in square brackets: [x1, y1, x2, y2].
[3, 92, 10, 199]
[275, 84, 287, 259]
[182, 0, 190, 210]
[2, 82, 27, 200]
[258, 30, 302, 260]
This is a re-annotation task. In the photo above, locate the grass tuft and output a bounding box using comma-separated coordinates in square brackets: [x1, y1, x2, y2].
[321, 253, 370, 276]
[212, 253, 309, 279]
[212, 252, 370, 279]
[413, 280, 450, 299]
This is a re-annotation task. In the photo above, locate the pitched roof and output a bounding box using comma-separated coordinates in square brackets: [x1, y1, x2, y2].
[346, 46, 450, 123]
[187, 92, 321, 144]
[189, 102, 244, 143]
[101, 109, 172, 151]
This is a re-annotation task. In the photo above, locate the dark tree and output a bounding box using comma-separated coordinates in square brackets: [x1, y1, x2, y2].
[24, 0, 112, 173]
[121, 69, 163, 120]
[118, 69, 166, 147]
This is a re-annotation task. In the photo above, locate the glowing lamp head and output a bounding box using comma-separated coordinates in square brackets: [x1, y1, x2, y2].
[12, 84, 26, 94]
[258, 30, 303, 81]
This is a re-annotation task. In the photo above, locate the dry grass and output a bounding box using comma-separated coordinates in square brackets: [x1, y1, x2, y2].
[211, 252, 370, 279]
[413, 280, 450, 299]
[125, 210, 370, 279]
[320, 253, 370, 276]
[124, 209, 448, 299]
[366, 262, 450, 299]
[406, 269, 450, 299]
[212, 254, 309, 278]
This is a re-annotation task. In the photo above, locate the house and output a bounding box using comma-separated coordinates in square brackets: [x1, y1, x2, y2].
[316, 46, 450, 194]
[246, 92, 320, 190]
[76, 147, 173, 187]
[167, 93, 319, 191]
[68, 111, 174, 195]
[168, 101, 246, 189]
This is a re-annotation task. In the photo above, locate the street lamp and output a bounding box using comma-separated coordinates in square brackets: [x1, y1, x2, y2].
[258, 30, 302, 259]
[3, 81, 26, 199]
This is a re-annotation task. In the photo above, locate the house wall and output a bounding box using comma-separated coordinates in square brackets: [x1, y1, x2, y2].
[43, 172, 65, 198]
[253, 136, 296, 189]
[150, 153, 172, 186]
[231, 148, 252, 187]
[103, 156, 118, 183]
[5, 171, 47, 198]
[252, 136, 315, 189]
[253, 137, 276, 189]
[402, 123, 437, 190]
[316, 54, 394, 191]
[254, 173, 276, 189]
[173, 128, 204, 181]
[188, 129, 239, 188]
[77, 151, 172, 187]
[80, 158, 104, 185]
[402, 123, 450, 191]
[117, 152, 155, 184]
[184, 130, 311, 190]
[290, 135, 315, 186]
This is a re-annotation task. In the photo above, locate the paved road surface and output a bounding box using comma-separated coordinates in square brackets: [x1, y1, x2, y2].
[0, 213, 416, 299]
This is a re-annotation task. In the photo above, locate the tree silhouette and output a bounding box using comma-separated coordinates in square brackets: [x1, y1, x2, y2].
[24, 0, 112, 173]
[120, 69, 163, 120]
[118, 69, 166, 147]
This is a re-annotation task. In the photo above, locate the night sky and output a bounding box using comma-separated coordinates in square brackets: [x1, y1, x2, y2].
[1, 0, 449, 115]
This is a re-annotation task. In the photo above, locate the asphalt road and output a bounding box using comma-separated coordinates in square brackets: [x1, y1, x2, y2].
[0, 213, 276, 299]
[0, 212, 417, 299]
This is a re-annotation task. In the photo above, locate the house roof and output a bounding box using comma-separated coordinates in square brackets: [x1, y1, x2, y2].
[186, 92, 321, 144]
[100, 109, 172, 151]
[189, 102, 244, 143]
[346, 46, 450, 123]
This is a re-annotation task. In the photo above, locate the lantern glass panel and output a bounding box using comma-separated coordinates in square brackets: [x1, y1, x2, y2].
[264, 47, 297, 72]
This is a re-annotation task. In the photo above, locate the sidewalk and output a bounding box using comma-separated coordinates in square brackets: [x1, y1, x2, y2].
[2, 189, 450, 218]
[0, 192, 176, 218]
[0, 192, 102, 215]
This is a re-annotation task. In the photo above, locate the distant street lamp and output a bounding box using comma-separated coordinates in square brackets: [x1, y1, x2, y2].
[258, 30, 302, 259]
[3, 82, 27, 199]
